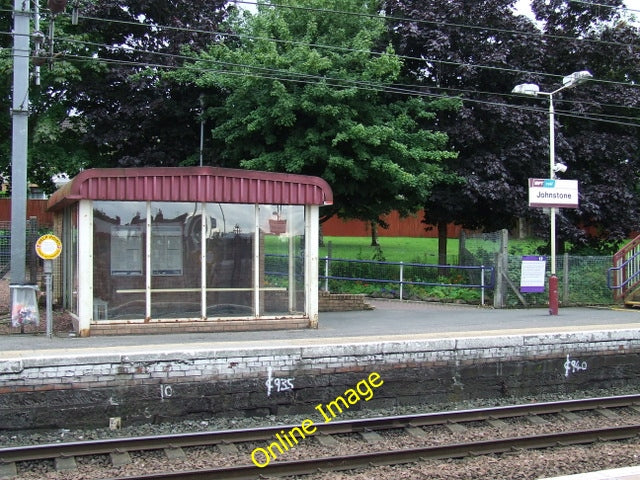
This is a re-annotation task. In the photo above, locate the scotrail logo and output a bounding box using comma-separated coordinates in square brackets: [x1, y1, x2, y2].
[531, 179, 556, 188]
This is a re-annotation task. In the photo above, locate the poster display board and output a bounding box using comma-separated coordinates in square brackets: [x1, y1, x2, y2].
[111, 225, 143, 275]
[520, 255, 547, 293]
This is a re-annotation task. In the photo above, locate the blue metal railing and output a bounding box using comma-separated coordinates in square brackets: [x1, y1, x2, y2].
[265, 254, 495, 303]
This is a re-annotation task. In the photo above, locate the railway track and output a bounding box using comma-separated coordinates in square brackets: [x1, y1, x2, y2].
[1, 394, 640, 479]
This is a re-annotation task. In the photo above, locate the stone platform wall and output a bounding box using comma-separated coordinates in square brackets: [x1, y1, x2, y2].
[0, 329, 639, 429]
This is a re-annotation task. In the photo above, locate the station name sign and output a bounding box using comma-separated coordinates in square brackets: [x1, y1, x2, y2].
[528, 178, 579, 209]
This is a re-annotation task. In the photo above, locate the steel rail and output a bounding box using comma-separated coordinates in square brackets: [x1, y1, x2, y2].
[1, 394, 639, 464]
[102, 424, 640, 480]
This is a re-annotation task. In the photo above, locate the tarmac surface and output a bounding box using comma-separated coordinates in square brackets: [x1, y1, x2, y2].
[1, 299, 639, 358]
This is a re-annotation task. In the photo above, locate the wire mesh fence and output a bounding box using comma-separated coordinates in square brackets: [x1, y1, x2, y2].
[0, 219, 42, 282]
[0, 221, 11, 278]
[504, 253, 614, 307]
[459, 229, 505, 268]
[459, 229, 615, 306]
[317, 253, 614, 307]
[2, 221, 618, 306]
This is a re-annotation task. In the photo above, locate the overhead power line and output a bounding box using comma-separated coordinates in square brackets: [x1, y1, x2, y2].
[570, 0, 640, 13]
[50, 31, 640, 106]
[4, 3, 640, 128]
[49, 8, 640, 92]
[4, 21, 638, 126]
[231, 0, 640, 49]
[6, 2, 640, 91]
[4, 1, 640, 55]
[55, 48, 640, 129]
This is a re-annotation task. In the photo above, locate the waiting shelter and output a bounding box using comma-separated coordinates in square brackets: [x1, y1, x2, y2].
[47, 167, 333, 336]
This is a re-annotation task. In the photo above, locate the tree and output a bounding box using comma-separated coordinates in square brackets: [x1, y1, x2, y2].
[525, 0, 640, 251]
[386, 0, 549, 262]
[62, 0, 233, 170]
[1, 0, 232, 192]
[386, 0, 640, 260]
[171, 0, 460, 241]
[0, 0, 89, 191]
[0, 0, 14, 188]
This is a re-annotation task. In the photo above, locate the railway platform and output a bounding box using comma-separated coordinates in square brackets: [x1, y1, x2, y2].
[0, 300, 639, 434]
[1, 301, 640, 478]
[1, 300, 639, 355]
[540, 465, 640, 479]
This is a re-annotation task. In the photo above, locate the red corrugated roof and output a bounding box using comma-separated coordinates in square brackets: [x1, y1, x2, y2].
[47, 167, 333, 211]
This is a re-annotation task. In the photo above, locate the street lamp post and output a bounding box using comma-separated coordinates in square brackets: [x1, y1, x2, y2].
[512, 70, 592, 315]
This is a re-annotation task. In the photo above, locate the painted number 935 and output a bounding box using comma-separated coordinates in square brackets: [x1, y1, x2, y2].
[266, 367, 294, 397]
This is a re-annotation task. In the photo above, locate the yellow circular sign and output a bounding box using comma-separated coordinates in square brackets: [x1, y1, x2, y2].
[35, 234, 62, 260]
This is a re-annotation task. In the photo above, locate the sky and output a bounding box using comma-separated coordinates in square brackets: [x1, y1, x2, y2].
[240, 1, 640, 19]
[515, 0, 640, 17]
[239, 0, 640, 16]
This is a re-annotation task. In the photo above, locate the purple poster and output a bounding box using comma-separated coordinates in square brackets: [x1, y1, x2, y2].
[520, 256, 546, 293]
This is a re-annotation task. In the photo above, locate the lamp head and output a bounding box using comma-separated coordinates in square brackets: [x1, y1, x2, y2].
[512, 83, 540, 96]
[562, 70, 592, 88]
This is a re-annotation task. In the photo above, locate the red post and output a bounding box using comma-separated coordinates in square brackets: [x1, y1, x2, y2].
[549, 274, 559, 315]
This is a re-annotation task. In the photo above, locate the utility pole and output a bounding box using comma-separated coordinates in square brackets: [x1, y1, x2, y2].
[10, 0, 31, 286]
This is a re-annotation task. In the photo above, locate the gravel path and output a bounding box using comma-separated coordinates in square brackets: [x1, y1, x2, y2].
[300, 442, 640, 480]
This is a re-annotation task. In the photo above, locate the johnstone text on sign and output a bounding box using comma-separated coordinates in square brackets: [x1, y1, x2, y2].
[528, 178, 579, 209]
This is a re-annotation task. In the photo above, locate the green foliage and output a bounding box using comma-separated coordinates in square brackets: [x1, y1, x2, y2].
[326, 275, 482, 303]
[508, 238, 545, 256]
[563, 263, 612, 305]
[1, 0, 232, 188]
[0, 5, 93, 190]
[567, 239, 627, 256]
[321, 236, 617, 305]
[371, 245, 386, 262]
[171, 0, 460, 225]
[27, 106, 92, 192]
[322, 239, 485, 303]
[387, 0, 640, 248]
[320, 236, 458, 263]
[2, 0, 636, 256]
[0, 229, 8, 248]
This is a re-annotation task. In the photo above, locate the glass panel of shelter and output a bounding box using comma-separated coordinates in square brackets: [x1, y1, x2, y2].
[205, 203, 254, 317]
[261, 205, 305, 315]
[93, 201, 147, 320]
[63, 204, 79, 316]
[150, 202, 200, 319]
[92, 201, 305, 322]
